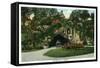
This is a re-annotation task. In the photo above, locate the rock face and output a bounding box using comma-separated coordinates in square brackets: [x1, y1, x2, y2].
[49, 27, 84, 48]
[49, 34, 70, 47]
[72, 33, 81, 43]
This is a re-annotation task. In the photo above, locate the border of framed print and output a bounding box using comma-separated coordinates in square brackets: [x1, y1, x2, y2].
[11, 2, 98, 66]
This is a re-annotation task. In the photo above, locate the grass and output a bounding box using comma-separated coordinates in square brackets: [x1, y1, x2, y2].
[22, 48, 42, 52]
[44, 47, 94, 57]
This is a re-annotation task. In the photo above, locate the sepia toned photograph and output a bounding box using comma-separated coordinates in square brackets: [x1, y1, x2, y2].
[11, 2, 97, 65]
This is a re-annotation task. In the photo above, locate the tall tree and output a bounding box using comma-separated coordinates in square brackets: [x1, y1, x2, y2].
[69, 10, 93, 45]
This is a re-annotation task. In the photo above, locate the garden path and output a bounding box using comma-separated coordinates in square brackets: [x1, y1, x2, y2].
[22, 47, 94, 62]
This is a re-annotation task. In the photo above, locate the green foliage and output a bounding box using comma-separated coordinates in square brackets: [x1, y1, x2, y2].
[44, 47, 94, 57]
[21, 7, 94, 51]
[21, 7, 65, 51]
[69, 10, 94, 43]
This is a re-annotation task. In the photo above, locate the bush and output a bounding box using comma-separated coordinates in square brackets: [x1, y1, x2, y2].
[62, 41, 84, 49]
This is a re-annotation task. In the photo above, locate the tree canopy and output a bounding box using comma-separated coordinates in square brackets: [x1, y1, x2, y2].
[21, 7, 94, 51]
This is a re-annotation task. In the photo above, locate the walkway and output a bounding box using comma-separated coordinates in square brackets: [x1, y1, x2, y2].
[22, 47, 94, 62]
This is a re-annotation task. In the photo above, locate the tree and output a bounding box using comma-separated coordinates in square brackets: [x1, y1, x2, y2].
[69, 10, 94, 45]
[21, 7, 65, 50]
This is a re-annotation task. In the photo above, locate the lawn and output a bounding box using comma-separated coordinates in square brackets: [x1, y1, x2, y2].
[44, 47, 94, 57]
[22, 48, 42, 52]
